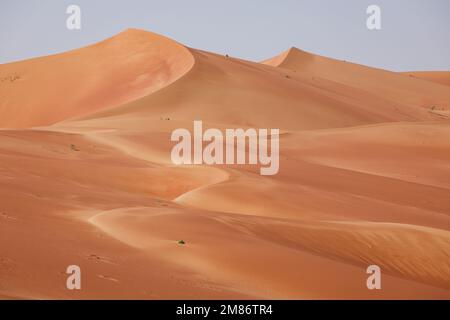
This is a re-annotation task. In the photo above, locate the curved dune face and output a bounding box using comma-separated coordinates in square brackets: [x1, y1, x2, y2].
[1, 29, 450, 299]
[263, 48, 450, 111]
[0, 29, 194, 128]
[75, 48, 437, 132]
[402, 71, 450, 87]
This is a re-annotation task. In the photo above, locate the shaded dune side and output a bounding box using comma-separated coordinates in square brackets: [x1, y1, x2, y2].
[0, 129, 246, 299]
[70, 47, 439, 132]
[245, 218, 450, 290]
[263, 48, 450, 111]
[0, 29, 195, 128]
[402, 71, 450, 87]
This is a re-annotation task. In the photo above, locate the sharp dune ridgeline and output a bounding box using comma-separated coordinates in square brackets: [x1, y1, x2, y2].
[0, 29, 449, 299]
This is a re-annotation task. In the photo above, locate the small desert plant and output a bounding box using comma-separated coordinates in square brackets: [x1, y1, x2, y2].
[178, 240, 186, 245]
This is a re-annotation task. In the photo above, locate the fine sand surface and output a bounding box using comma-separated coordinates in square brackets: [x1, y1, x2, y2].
[402, 71, 450, 87]
[0, 29, 449, 299]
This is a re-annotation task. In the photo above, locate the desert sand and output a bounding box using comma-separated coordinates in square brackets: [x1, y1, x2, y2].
[0, 29, 449, 299]
[402, 71, 450, 87]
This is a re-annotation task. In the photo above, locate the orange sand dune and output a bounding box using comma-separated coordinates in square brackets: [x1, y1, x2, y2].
[72, 48, 437, 131]
[0, 29, 194, 128]
[0, 29, 449, 299]
[263, 48, 450, 111]
[402, 71, 450, 87]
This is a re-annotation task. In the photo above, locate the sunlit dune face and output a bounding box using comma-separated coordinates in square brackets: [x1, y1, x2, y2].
[0, 29, 449, 300]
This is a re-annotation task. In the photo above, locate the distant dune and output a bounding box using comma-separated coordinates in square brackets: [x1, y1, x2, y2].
[402, 71, 450, 87]
[0, 29, 194, 128]
[0, 29, 449, 299]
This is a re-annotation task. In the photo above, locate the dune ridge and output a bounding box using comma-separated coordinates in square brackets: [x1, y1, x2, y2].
[0, 29, 195, 128]
[402, 71, 450, 87]
[263, 47, 450, 110]
[0, 29, 449, 299]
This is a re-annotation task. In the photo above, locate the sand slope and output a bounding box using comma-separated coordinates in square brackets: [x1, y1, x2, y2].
[0, 29, 449, 299]
[402, 71, 450, 87]
[0, 29, 194, 128]
[263, 47, 450, 111]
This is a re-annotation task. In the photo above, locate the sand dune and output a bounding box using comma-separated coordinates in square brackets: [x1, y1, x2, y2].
[0, 29, 449, 299]
[402, 71, 450, 87]
[71, 47, 438, 131]
[0, 29, 194, 128]
[263, 47, 450, 111]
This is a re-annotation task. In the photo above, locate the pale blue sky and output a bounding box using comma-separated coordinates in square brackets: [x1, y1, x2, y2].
[1, 0, 449, 71]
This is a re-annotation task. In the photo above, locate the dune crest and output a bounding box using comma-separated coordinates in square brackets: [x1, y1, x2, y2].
[0, 29, 449, 299]
[0, 29, 194, 128]
[402, 71, 450, 87]
[263, 47, 450, 111]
